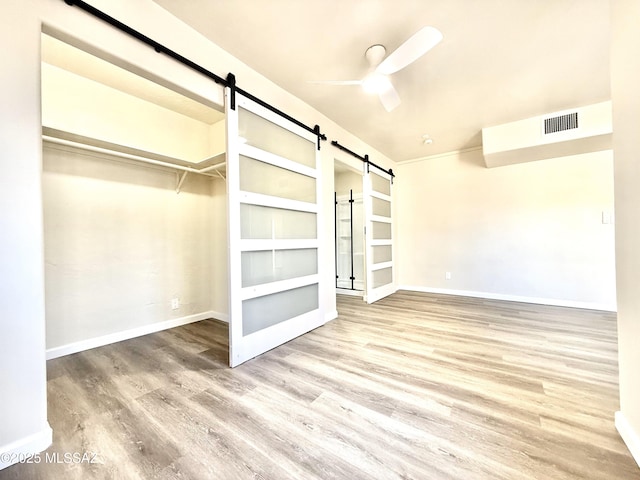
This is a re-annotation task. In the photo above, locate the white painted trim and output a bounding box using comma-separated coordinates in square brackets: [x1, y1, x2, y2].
[325, 309, 339, 322]
[240, 144, 317, 178]
[239, 190, 318, 213]
[399, 285, 617, 312]
[371, 239, 393, 247]
[0, 423, 52, 471]
[398, 146, 484, 165]
[370, 191, 391, 202]
[46, 311, 218, 360]
[240, 238, 318, 252]
[371, 214, 392, 224]
[371, 260, 393, 271]
[209, 310, 229, 323]
[616, 411, 640, 468]
[336, 288, 363, 297]
[240, 275, 319, 301]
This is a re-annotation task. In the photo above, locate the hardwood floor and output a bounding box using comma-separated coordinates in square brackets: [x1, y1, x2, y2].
[2, 291, 638, 479]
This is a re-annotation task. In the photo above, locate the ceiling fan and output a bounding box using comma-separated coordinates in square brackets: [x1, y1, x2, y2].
[310, 26, 442, 112]
[310, 26, 443, 112]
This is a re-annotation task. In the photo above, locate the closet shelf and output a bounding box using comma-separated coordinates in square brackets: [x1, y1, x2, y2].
[42, 128, 227, 186]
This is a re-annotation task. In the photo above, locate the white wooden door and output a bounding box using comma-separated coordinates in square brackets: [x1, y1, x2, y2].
[226, 89, 324, 367]
[364, 166, 395, 303]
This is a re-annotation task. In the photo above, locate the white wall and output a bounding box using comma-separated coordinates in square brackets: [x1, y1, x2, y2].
[396, 148, 616, 310]
[42, 142, 220, 354]
[0, 0, 52, 467]
[0, 0, 395, 467]
[611, 0, 640, 467]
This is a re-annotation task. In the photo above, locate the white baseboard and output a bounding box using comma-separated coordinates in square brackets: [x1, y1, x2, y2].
[399, 285, 617, 312]
[46, 311, 220, 360]
[209, 310, 229, 323]
[616, 411, 640, 468]
[0, 422, 52, 471]
[336, 288, 363, 297]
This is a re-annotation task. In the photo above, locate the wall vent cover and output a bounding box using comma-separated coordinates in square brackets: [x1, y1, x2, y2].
[543, 112, 579, 134]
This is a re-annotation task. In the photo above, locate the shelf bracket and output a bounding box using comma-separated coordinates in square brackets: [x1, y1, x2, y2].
[176, 171, 188, 193]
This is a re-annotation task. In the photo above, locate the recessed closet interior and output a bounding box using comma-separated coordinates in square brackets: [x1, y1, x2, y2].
[41, 33, 229, 357]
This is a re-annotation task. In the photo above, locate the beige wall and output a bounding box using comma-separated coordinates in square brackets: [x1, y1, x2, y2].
[42, 62, 222, 163]
[396, 148, 616, 309]
[335, 169, 363, 196]
[611, 0, 640, 466]
[42, 142, 223, 352]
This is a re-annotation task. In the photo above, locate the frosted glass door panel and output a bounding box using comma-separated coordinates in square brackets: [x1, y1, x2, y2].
[372, 245, 392, 264]
[371, 172, 391, 195]
[242, 284, 319, 335]
[240, 155, 316, 203]
[373, 267, 393, 288]
[372, 221, 392, 240]
[372, 197, 391, 217]
[241, 249, 318, 287]
[240, 205, 317, 239]
[239, 107, 315, 168]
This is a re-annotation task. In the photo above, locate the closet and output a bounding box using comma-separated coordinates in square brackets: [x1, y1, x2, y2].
[41, 33, 229, 359]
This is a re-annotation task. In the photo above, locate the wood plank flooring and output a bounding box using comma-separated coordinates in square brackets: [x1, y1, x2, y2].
[1, 291, 639, 479]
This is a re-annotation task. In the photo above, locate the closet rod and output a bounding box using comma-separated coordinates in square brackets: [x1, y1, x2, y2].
[331, 140, 395, 179]
[62, 0, 327, 147]
[43, 135, 221, 177]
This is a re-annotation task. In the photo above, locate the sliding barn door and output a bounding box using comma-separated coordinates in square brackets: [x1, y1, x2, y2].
[364, 167, 395, 303]
[226, 89, 323, 367]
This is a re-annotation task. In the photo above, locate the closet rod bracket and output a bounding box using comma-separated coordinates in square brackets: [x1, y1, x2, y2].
[176, 171, 188, 193]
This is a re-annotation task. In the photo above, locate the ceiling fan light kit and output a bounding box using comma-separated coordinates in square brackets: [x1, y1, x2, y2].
[311, 26, 442, 112]
[362, 72, 393, 94]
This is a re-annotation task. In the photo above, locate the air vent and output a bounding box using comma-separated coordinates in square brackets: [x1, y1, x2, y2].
[544, 112, 579, 134]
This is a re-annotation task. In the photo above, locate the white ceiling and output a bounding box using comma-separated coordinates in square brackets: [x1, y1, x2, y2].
[152, 0, 610, 162]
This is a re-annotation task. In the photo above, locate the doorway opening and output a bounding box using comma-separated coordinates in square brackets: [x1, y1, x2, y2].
[334, 160, 365, 297]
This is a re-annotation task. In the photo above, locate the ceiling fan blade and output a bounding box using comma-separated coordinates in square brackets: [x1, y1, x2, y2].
[307, 80, 362, 86]
[376, 26, 443, 75]
[378, 84, 401, 112]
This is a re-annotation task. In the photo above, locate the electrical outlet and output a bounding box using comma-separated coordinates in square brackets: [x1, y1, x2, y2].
[171, 298, 180, 310]
[445, 272, 452, 280]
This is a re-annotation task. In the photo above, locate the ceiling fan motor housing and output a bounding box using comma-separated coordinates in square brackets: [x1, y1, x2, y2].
[365, 44, 387, 67]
